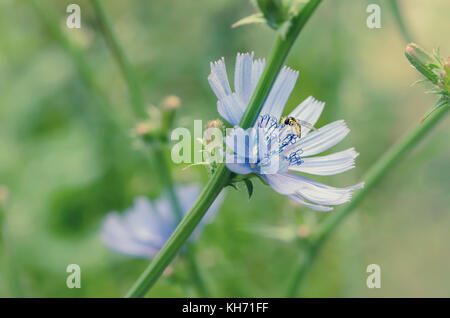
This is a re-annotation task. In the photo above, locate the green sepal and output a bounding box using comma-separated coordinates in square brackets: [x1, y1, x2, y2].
[243, 179, 254, 199]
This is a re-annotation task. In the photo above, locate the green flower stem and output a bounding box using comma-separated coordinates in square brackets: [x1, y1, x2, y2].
[239, 0, 322, 129]
[91, 0, 147, 119]
[150, 143, 184, 220]
[287, 103, 450, 297]
[125, 0, 322, 298]
[150, 143, 210, 297]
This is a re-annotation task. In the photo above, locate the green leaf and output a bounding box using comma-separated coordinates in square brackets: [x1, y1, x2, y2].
[232, 13, 266, 28]
[243, 179, 254, 199]
[421, 96, 450, 123]
[244, 224, 297, 242]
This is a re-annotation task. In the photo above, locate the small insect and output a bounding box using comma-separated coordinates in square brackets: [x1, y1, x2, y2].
[281, 116, 317, 139]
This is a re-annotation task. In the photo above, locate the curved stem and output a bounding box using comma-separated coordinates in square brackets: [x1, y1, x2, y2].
[287, 104, 449, 297]
[91, 0, 147, 119]
[150, 144, 210, 296]
[125, 0, 322, 298]
[386, 0, 413, 43]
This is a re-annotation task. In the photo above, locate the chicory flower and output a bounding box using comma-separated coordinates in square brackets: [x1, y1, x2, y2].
[101, 184, 223, 258]
[208, 52, 363, 211]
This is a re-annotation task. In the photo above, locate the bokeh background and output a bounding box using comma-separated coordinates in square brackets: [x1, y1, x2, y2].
[0, 0, 449, 297]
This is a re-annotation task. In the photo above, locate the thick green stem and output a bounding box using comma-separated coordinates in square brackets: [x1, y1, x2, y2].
[125, 0, 322, 298]
[91, 0, 147, 119]
[287, 104, 449, 297]
[239, 0, 322, 128]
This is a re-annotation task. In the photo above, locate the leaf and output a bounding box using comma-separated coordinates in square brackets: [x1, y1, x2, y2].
[421, 96, 450, 123]
[254, 174, 269, 185]
[243, 179, 254, 199]
[243, 224, 297, 242]
[227, 183, 239, 191]
[232, 13, 266, 28]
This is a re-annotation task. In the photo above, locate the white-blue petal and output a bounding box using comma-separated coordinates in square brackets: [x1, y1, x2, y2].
[262, 173, 300, 195]
[286, 194, 333, 212]
[260, 66, 299, 120]
[289, 148, 359, 176]
[101, 212, 160, 258]
[217, 93, 246, 126]
[208, 57, 232, 100]
[264, 172, 363, 206]
[226, 161, 254, 175]
[292, 174, 364, 206]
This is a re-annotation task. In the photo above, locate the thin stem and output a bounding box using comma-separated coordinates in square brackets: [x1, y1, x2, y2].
[30, 0, 120, 124]
[386, 0, 413, 43]
[1, 203, 24, 297]
[91, 0, 147, 119]
[185, 243, 209, 297]
[287, 104, 450, 297]
[150, 143, 210, 296]
[125, 0, 322, 298]
[30, 0, 127, 173]
[90, 0, 211, 296]
[150, 143, 184, 220]
[286, 243, 317, 297]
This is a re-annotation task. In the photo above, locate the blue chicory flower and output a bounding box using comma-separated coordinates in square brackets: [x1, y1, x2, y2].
[208, 52, 364, 211]
[101, 184, 223, 258]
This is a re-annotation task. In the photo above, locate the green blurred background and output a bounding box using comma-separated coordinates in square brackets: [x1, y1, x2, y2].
[0, 0, 449, 297]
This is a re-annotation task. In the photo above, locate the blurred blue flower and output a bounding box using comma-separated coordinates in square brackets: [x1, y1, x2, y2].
[101, 184, 223, 258]
[209, 52, 363, 211]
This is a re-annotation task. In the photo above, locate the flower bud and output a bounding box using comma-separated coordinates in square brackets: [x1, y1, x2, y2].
[163, 95, 181, 110]
[206, 119, 223, 130]
[297, 224, 309, 238]
[135, 121, 153, 136]
[256, 0, 288, 29]
[405, 43, 439, 85]
[162, 95, 180, 130]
